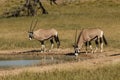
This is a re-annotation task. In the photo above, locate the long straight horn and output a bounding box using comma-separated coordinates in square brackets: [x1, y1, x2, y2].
[75, 29, 77, 45]
[29, 19, 34, 32]
[32, 19, 38, 31]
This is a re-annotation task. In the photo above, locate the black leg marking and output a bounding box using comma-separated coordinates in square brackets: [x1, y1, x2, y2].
[85, 42, 88, 51]
[40, 41, 44, 45]
[100, 37, 103, 44]
[40, 41, 45, 51]
[50, 39, 54, 49]
[50, 39, 54, 44]
[54, 35, 60, 48]
[95, 39, 99, 47]
[103, 35, 108, 45]
[89, 41, 91, 45]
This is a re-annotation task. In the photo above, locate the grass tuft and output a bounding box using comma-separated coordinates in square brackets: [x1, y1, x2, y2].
[0, 63, 120, 80]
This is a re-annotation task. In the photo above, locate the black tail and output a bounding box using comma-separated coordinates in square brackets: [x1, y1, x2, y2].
[54, 35, 60, 48]
[103, 35, 108, 45]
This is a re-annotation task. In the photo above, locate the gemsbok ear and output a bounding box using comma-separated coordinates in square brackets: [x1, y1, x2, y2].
[73, 43, 78, 48]
[72, 44, 75, 47]
[72, 44, 76, 47]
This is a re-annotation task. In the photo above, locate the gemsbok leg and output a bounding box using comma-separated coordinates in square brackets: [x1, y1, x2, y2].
[85, 42, 88, 54]
[94, 38, 99, 53]
[54, 35, 60, 48]
[85, 41, 93, 54]
[40, 41, 45, 52]
[89, 41, 94, 53]
[50, 39, 54, 49]
[100, 37, 103, 52]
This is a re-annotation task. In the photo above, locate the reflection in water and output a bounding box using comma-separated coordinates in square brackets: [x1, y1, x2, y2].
[0, 55, 76, 68]
[0, 53, 91, 68]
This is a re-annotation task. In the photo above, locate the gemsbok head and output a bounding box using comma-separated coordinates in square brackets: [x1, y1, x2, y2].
[73, 28, 107, 56]
[28, 19, 60, 52]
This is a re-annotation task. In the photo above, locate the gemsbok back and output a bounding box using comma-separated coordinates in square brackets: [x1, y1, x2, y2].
[28, 19, 60, 52]
[73, 28, 107, 56]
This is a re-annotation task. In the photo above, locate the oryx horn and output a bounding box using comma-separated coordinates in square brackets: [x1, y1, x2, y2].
[32, 19, 38, 31]
[29, 19, 34, 32]
[74, 29, 77, 45]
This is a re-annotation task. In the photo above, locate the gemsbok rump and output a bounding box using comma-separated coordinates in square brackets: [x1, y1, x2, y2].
[28, 19, 60, 52]
[73, 28, 107, 56]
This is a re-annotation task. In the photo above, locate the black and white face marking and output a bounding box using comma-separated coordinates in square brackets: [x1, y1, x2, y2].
[73, 44, 80, 56]
[28, 32, 33, 40]
[75, 48, 79, 53]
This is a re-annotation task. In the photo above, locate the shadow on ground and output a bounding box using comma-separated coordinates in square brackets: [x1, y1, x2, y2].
[110, 53, 120, 56]
[65, 52, 86, 56]
[17, 49, 42, 54]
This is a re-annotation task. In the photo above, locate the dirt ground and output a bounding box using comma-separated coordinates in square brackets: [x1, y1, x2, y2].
[0, 48, 120, 76]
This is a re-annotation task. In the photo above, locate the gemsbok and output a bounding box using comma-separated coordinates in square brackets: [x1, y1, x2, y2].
[28, 19, 60, 52]
[73, 28, 107, 56]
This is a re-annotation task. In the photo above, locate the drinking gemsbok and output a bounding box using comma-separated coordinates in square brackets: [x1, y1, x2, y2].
[73, 28, 107, 56]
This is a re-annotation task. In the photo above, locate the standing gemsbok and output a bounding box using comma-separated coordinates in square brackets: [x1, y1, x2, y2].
[28, 19, 60, 52]
[73, 28, 107, 56]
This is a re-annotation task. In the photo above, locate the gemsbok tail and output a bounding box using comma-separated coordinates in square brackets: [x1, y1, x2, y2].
[54, 35, 60, 48]
[103, 35, 108, 45]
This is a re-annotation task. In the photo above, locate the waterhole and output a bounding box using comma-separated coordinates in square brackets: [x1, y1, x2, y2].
[0, 54, 76, 68]
[0, 52, 92, 69]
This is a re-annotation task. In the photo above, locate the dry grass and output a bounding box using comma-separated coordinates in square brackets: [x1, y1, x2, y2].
[0, 0, 120, 50]
[0, 53, 120, 80]
[0, 1, 120, 79]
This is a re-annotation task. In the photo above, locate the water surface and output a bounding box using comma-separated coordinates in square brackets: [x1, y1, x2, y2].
[0, 55, 76, 68]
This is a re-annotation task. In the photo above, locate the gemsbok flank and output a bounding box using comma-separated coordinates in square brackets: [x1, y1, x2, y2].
[28, 19, 60, 52]
[73, 28, 107, 56]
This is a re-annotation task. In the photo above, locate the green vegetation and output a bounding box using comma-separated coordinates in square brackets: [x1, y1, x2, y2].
[0, 0, 120, 50]
[0, 63, 120, 80]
